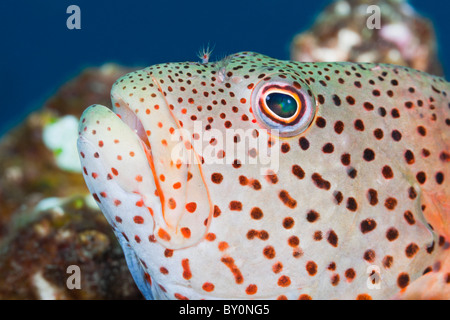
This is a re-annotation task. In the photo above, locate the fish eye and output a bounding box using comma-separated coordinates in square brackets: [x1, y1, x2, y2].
[264, 91, 300, 122]
[251, 80, 316, 137]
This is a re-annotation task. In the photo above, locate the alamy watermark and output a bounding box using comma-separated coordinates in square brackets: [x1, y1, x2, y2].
[367, 265, 382, 290]
[66, 265, 81, 290]
[367, 5, 381, 30]
[169, 121, 280, 175]
[66, 5, 81, 30]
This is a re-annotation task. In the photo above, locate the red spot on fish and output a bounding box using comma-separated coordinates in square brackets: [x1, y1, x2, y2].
[160, 267, 168, 274]
[158, 228, 171, 241]
[174, 293, 189, 300]
[173, 182, 181, 189]
[182, 259, 192, 280]
[246, 284, 257, 295]
[144, 273, 152, 285]
[133, 216, 144, 224]
[181, 227, 191, 238]
[92, 193, 100, 203]
[205, 233, 216, 241]
[185, 202, 197, 213]
[221, 256, 244, 284]
[136, 200, 144, 207]
[278, 275, 291, 287]
[202, 282, 215, 292]
[218, 241, 229, 251]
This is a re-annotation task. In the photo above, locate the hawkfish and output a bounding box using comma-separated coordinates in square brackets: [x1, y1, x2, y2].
[77, 52, 449, 300]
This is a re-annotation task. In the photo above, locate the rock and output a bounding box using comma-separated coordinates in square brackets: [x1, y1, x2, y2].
[0, 196, 142, 299]
[0, 64, 132, 240]
[290, 0, 443, 75]
[0, 64, 142, 299]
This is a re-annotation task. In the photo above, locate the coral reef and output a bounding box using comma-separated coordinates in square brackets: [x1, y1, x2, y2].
[290, 0, 443, 75]
[0, 64, 142, 299]
[0, 196, 141, 299]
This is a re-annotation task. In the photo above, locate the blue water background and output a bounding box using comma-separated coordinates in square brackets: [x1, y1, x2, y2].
[0, 0, 448, 135]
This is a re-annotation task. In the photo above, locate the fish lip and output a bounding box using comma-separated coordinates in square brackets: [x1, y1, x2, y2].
[112, 75, 213, 249]
[110, 76, 175, 231]
[110, 96, 166, 221]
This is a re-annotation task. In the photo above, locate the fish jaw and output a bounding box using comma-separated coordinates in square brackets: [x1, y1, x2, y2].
[77, 105, 160, 235]
[77, 103, 212, 249]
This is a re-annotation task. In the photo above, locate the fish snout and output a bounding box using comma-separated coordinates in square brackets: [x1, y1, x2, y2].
[78, 81, 213, 249]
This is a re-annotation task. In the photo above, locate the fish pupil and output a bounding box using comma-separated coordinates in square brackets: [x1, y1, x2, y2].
[266, 92, 297, 118]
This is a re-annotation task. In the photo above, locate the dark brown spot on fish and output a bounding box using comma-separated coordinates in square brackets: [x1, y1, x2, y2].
[346, 96, 355, 105]
[322, 143, 334, 154]
[279, 190, 297, 208]
[373, 128, 384, 140]
[346, 197, 358, 211]
[363, 148, 375, 161]
[211, 173, 223, 184]
[384, 197, 397, 210]
[360, 219, 377, 234]
[382, 165, 394, 179]
[397, 273, 410, 289]
[404, 150, 415, 164]
[250, 207, 263, 220]
[332, 95, 341, 106]
[345, 268, 356, 281]
[341, 153, 351, 166]
[263, 246, 276, 259]
[306, 210, 320, 223]
[313, 231, 322, 241]
[282, 217, 295, 229]
[435, 172, 444, 184]
[364, 249, 375, 262]
[354, 119, 365, 131]
[391, 130, 402, 141]
[265, 170, 278, 184]
[327, 230, 338, 247]
[229, 201, 242, 211]
[405, 243, 419, 258]
[363, 102, 374, 111]
[386, 228, 399, 241]
[315, 116, 326, 128]
[334, 121, 344, 134]
[416, 171, 427, 184]
[281, 143, 290, 153]
[292, 165, 305, 179]
[299, 137, 310, 150]
[306, 261, 317, 276]
[334, 191, 343, 204]
[383, 256, 394, 269]
[311, 173, 331, 190]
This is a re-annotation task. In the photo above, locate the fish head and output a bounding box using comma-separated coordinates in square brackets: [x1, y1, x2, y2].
[78, 52, 319, 249]
[78, 52, 446, 299]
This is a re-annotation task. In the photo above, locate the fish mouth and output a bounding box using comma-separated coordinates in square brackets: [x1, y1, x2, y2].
[112, 94, 164, 211]
[111, 78, 213, 250]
